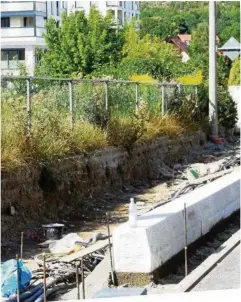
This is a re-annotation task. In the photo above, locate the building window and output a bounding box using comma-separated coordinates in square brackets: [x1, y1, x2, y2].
[1, 17, 10, 28]
[56, 1, 59, 16]
[51, 1, 55, 14]
[1, 49, 25, 69]
[24, 17, 34, 27]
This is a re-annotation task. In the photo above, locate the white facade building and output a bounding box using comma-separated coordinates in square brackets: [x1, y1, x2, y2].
[1, 1, 140, 75]
[1, 1, 67, 75]
[68, 1, 140, 26]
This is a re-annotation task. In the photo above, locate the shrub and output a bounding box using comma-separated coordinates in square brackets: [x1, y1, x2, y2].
[228, 56, 240, 85]
[140, 115, 185, 142]
[218, 85, 238, 129]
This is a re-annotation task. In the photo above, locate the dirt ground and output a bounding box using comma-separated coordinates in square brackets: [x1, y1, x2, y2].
[1, 139, 239, 265]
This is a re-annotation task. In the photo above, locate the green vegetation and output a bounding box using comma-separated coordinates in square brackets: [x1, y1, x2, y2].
[140, 1, 240, 43]
[228, 56, 240, 85]
[2, 2, 239, 171]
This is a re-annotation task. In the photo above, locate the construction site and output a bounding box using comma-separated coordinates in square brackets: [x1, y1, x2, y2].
[1, 133, 240, 301]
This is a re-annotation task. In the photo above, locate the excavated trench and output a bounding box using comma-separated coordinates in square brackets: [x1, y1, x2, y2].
[154, 210, 240, 285]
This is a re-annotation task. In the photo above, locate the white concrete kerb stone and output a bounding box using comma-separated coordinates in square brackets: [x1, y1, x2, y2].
[113, 171, 240, 273]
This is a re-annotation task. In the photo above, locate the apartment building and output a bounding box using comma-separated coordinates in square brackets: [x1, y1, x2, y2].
[68, 1, 140, 26]
[1, 1, 140, 76]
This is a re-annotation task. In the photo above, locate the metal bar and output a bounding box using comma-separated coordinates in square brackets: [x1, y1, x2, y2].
[106, 212, 115, 286]
[135, 83, 139, 113]
[43, 253, 47, 302]
[209, 1, 218, 138]
[20, 232, 23, 260]
[81, 257, 85, 299]
[161, 85, 165, 116]
[104, 81, 109, 112]
[195, 85, 198, 106]
[76, 263, 80, 300]
[1, 75, 199, 86]
[26, 78, 31, 137]
[184, 203, 188, 277]
[69, 81, 74, 129]
[16, 254, 20, 302]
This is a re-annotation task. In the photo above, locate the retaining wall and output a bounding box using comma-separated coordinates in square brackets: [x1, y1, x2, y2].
[113, 171, 240, 274]
[1, 131, 206, 237]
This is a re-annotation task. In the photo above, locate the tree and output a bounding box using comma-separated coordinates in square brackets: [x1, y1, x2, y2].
[36, 7, 124, 77]
[228, 56, 240, 85]
[119, 25, 183, 81]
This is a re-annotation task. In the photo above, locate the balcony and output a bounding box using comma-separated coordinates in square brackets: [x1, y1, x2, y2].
[1, 27, 45, 38]
[106, 1, 121, 7]
[1, 1, 47, 16]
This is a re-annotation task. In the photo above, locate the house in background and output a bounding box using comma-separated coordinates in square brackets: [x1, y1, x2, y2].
[169, 37, 190, 63]
[1, 1, 140, 75]
[168, 34, 220, 63]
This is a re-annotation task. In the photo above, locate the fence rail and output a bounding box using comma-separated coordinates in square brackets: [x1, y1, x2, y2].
[1, 76, 199, 137]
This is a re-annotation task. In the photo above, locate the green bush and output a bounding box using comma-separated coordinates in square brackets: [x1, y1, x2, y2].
[218, 86, 238, 129]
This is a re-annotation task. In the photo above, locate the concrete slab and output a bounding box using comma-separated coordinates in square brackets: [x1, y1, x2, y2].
[113, 171, 240, 274]
[93, 287, 147, 298]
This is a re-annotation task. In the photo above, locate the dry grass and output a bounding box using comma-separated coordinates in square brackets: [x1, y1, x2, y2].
[140, 115, 186, 142]
[1, 91, 196, 171]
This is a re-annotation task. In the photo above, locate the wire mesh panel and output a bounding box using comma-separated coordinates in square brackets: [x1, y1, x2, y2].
[108, 82, 136, 118]
[30, 79, 70, 159]
[74, 81, 108, 127]
[139, 84, 162, 117]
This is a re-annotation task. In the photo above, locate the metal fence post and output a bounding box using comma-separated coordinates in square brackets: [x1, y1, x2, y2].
[104, 81, 109, 117]
[161, 84, 165, 116]
[135, 83, 139, 113]
[26, 78, 31, 137]
[69, 81, 74, 129]
[195, 85, 198, 106]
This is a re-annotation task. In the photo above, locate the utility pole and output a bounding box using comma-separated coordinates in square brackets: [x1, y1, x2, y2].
[209, 1, 218, 138]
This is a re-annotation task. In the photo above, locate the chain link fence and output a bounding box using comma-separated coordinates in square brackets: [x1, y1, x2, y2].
[1, 76, 199, 137]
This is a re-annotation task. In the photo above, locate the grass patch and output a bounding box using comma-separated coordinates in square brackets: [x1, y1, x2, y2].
[1, 88, 201, 171]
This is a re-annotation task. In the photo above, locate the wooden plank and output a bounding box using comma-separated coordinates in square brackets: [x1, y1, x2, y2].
[60, 239, 110, 263]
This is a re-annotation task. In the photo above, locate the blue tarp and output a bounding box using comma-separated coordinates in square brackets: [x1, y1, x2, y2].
[1, 259, 32, 298]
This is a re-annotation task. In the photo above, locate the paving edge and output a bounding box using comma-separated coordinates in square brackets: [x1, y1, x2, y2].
[174, 229, 240, 292]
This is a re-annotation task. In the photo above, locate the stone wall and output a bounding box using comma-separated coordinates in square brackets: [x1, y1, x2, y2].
[1, 131, 206, 228]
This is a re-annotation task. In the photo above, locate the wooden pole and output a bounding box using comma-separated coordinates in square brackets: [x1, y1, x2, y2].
[43, 253, 47, 302]
[20, 232, 23, 260]
[184, 203, 188, 276]
[16, 254, 20, 302]
[76, 263, 80, 300]
[106, 212, 115, 285]
[81, 257, 85, 299]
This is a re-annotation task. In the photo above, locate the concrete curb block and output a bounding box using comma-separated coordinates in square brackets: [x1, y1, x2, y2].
[175, 230, 240, 292]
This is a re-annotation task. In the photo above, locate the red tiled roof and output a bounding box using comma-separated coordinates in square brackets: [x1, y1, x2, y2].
[178, 34, 191, 43]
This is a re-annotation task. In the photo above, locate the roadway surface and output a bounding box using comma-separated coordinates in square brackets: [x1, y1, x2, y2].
[192, 244, 240, 291]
